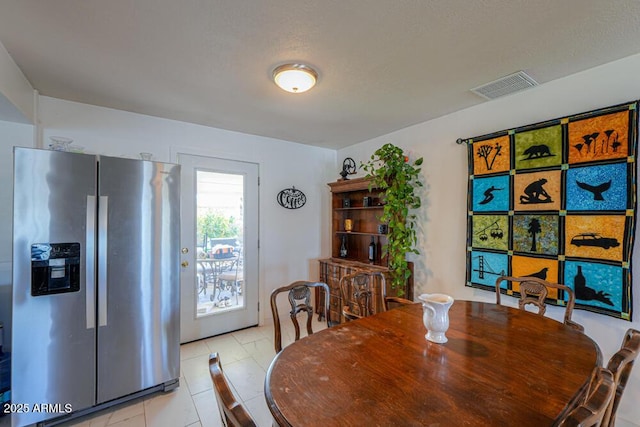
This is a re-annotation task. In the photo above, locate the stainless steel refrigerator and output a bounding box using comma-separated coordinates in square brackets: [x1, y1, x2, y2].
[11, 147, 181, 426]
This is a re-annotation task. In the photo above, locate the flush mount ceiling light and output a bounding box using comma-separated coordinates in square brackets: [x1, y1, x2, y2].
[272, 63, 318, 93]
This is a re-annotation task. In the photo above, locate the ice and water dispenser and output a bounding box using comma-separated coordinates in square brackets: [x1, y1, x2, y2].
[30, 243, 81, 296]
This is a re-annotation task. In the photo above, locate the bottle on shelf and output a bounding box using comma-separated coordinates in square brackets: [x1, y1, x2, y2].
[340, 236, 348, 258]
[368, 236, 376, 263]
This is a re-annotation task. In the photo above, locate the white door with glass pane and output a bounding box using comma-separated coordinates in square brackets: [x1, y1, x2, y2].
[178, 153, 259, 342]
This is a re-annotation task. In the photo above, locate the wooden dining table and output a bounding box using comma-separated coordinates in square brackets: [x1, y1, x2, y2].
[264, 300, 601, 427]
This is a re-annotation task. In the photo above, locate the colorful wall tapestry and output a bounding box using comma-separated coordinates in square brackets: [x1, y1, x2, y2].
[465, 101, 637, 320]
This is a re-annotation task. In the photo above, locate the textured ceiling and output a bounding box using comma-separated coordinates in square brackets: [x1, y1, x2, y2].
[1, 0, 640, 149]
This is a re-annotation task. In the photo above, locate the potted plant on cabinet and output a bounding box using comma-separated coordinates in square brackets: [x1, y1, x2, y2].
[361, 143, 423, 294]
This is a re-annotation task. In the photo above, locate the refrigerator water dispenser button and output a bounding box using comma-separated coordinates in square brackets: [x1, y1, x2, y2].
[31, 243, 81, 296]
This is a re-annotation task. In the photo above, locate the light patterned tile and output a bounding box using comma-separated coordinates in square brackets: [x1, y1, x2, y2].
[230, 326, 270, 345]
[242, 338, 276, 371]
[107, 399, 144, 425]
[180, 340, 211, 361]
[204, 335, 250, 364]
[107, 414, 145, 427]
[56, 409, 112, 426]
[191, 390, 224, 427]
[276, 314, 330, 351]
[181, 354, 213, 395]
[186, 423, 203, 427]
[143, 385, 199, 427]
[222, 358, 266, 402]
[255, 323, 275, 342]
[244, 393, 273, 427]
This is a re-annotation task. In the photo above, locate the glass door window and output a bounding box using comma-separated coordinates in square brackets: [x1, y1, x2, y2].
[196, 171, 244, 316]
[178, 153, 258, 342]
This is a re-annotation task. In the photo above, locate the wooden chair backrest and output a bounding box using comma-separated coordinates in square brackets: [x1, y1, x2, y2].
[209, 353, 257, 427]
[495, 276, 584, 332]
[602, 328, 640, 427]
[269, 281, 331, 353]
[339, 270, 413, 321]
[559, 367, 615, 427]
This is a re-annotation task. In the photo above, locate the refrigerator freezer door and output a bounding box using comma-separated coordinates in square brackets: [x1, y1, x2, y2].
[12, 148, 98, 426]
[96, 156, 180, 403]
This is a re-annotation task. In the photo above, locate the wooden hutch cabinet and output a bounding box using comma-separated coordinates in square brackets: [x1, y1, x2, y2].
[317, 177, 413, 323]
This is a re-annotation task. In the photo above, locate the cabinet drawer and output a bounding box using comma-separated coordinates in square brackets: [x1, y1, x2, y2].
[330, 309, 342, 324]
[327, 279, 340, 293]
[328, 263, 342, 279]
[329, 294, 341, 312]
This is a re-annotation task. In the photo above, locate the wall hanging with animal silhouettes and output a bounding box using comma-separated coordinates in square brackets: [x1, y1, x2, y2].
[462, 101, 637, 320]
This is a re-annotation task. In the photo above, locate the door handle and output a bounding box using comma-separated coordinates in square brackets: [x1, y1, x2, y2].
[86, 195, 96, 329]
[181, 261, 189, 267]
[98, 196, 108, 327]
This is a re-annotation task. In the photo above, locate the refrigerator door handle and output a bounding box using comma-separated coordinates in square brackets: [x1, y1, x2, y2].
[98, 195, 109, 327]
[86, 195, 96, 329]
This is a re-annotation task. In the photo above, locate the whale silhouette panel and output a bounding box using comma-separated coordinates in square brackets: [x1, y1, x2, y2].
[566, 163, 628, 211]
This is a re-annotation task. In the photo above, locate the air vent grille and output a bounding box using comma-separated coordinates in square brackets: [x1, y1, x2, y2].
[471, 71, 538, 100]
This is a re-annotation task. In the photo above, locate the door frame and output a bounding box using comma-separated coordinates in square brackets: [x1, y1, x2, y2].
[171, 147, 264, 343]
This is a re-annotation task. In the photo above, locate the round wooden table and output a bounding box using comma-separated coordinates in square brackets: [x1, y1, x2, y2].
[265, 301, 601, 426]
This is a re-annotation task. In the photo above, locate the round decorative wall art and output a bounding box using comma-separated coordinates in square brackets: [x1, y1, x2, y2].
[277, 186, 307, 209]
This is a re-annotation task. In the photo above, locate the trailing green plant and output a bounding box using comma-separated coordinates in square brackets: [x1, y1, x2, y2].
[361, 143, 423, 293]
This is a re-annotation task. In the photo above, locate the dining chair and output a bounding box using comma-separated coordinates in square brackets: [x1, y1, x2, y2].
[270, 281, 333, 353]
[340, 270, 413, 321]
[209, 353, 257, 427]
[601, 328, 640, 427]
[495, 275, 584, 332]
[559, 367, 615, 427]
[217, 253, 243, 307]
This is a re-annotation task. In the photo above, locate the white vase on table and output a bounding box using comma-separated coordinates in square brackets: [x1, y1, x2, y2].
[419, 293, 454, 344]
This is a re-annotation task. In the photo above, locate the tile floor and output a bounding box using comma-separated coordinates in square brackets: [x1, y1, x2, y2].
[1, 316, 327, 427]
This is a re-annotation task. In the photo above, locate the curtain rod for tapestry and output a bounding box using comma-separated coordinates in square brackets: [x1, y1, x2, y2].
[456, 100, 640, 147]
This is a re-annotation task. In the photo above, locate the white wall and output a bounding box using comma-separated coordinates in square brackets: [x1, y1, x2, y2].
[0, 40, 34, 123]
[338, 52, 640, 426]
[9, 96, 335, 329]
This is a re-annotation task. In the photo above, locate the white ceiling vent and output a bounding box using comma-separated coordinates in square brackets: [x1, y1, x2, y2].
[471, 71, 538, 100]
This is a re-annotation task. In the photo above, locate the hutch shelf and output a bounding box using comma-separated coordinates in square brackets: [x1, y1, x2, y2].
[317, 177, 413, 323]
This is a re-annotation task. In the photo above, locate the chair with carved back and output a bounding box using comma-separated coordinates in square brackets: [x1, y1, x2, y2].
[495, 276, 584, 332]
[601, 328, 640, 427]
[209, 353, 257, 427]
[559, 367, 615, 427]
[340, 270, 413, 321]
[217, 250, 242, 307]
[270, 281, 333, 353]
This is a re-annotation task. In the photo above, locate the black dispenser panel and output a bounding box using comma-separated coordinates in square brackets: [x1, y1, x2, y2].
[31, 243, 81, 296]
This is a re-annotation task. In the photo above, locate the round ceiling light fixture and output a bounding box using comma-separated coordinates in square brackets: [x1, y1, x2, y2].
[272, 63, 318, 93]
